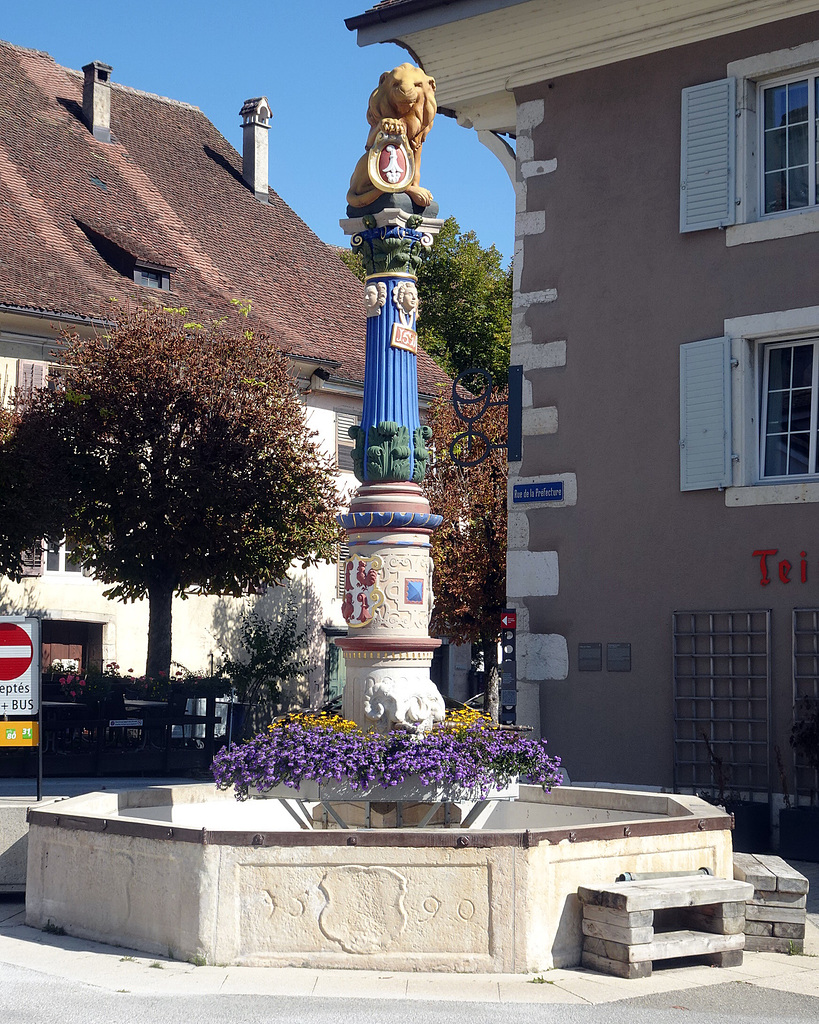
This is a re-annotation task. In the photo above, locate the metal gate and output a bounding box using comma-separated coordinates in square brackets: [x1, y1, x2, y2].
[792, 609, 819, 804]
[673, 610, 771, 798]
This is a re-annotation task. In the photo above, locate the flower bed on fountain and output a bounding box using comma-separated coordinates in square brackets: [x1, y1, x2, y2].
[212, 710, 563, 802]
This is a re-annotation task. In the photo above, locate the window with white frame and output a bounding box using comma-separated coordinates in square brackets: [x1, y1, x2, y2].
[760, 74, 818, 216]
[681, 42, 819, 243]
[759, 339, 819, 478]
[680, 306, 819, 505]
[43, 537, 85, 576]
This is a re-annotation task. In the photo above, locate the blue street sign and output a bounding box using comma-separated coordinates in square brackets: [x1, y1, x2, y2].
[512, 481, 564, 504]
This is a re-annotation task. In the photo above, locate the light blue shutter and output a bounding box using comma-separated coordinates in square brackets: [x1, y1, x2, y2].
[680, 337, 732, 490]
[680, 79, 736, 232]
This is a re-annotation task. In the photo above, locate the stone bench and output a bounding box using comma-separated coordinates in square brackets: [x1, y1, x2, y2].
[577, 874, 754, 978]
[733, 853, 809, 953]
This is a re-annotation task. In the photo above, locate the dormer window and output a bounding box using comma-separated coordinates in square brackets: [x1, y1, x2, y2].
[134, 262, 171, 290]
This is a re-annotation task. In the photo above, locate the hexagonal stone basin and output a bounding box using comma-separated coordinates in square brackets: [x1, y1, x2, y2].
[26, 783, 733, 972]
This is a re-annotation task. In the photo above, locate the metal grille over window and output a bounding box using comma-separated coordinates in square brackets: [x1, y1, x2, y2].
[673, 610, 771, 798]
[336, 411, 358, 473]
[791, 609, 819, 804]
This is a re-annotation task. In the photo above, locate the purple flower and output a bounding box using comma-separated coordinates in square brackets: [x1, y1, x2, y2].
[211, 716, 562, 801]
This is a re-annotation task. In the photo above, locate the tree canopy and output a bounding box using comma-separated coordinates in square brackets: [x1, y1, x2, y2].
[0, 306, 340, 678]
[340, 216, 512, 387]
[416, 217, 511, 386]
[422, 386, 508, 721]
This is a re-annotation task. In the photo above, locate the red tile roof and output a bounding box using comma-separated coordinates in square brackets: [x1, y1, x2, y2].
[0, 39, 449, 394]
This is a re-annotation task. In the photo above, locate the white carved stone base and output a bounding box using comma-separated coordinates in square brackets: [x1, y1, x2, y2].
[343, 657, 445, 735]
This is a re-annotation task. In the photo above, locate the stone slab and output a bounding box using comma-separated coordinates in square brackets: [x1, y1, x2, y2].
[646, 929, 744, 961]
[583, 935, 648, 963]
[773, 922, 806, 939]
[581, 950, 652, 979]
[705, 949, 743, 967]
[744, 935, 803, 953]
[689, 900, 746, 919]
[583, 928, 743, 966]
[733, 852, 777, 892]
[686, 910, 745, 935]
[746, 905, 806, 924]
[582, 906, 653, 929]
[581, 919, 654, 944]
[753, 855, 810, 894]
[577, 876, 753, 912]
[750, 891, 807, 908]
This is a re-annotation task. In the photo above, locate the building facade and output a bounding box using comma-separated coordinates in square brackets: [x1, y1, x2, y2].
[349, 1, 819, 811]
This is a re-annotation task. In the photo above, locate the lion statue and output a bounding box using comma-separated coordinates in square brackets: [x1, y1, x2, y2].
[347, 63, 437, 209]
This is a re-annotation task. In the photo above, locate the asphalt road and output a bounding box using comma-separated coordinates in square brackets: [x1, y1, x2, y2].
[1, 968, 818, 1024]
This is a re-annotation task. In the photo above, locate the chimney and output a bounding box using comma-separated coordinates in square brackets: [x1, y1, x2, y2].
[239, 97, 271, 202]
[82, 61, 113, 143]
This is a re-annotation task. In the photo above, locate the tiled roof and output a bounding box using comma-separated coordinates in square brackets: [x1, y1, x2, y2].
[0, 39, 449, 394]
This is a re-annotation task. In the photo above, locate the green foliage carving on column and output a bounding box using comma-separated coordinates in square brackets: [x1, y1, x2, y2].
[350, 421, 432, 484]
[365, 421, 411, 482]
[411, 425, 433, 483]
[352, 215, 427, 277]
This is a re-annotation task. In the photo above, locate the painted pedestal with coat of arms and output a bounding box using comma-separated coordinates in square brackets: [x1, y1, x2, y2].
[338, 199, 446, 735]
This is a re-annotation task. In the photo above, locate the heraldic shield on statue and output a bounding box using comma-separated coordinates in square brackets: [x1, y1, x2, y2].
[367, 127, 415, 195]
[341, 554, 384, 627]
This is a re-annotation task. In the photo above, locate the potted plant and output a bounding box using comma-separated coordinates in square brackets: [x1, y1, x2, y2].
[700, 732, 771, 853]
[779, 697, 819, 862]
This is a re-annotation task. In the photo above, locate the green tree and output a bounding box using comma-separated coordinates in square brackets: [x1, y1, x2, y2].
[416, 217, 511, 385]
[0, 306, 340, 678]
[339, 217, 512, 386]
[422, 387, 508, 722]
[218, 604, 308, 732]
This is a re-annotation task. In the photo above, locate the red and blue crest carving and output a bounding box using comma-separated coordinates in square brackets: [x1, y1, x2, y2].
[341, 554, 384, 627]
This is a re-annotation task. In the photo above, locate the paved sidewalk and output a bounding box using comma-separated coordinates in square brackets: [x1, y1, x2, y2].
[2, 779, 817, 1004]
[1, 890, 817, 1005]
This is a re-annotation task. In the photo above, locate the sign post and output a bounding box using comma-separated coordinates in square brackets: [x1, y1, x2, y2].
[0, 616, 42, 798]
[500, 608, 517, 726]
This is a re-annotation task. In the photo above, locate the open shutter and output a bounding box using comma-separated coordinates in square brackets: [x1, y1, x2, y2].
[680, 78, 736, 232]
[16, 360, 47, 393]
[20, 542, 44, 577]
[336, 411, 358, 472]
[680, 337, 733, 491]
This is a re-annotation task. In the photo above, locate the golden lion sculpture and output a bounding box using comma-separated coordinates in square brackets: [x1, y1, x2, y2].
[347, 63, 437, 209]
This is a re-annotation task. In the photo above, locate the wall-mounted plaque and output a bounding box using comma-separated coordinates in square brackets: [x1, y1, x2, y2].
[607, 643, 632, 672]
[578, 643, 602, 671]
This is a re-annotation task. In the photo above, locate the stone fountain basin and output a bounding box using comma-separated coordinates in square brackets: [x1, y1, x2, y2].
[25, 784, 732, 973]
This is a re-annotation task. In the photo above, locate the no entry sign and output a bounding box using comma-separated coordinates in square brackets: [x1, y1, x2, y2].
[0, 622, 33, 680]
[0, 618, 39, 715]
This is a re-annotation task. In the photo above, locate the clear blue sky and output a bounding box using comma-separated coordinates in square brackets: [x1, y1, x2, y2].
[4, 1, 514, 261]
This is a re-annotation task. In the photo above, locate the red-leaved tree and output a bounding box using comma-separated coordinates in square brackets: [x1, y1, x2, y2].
[423, 388, 508, 721]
